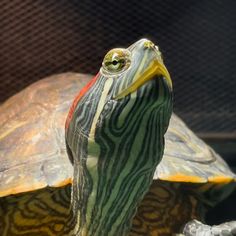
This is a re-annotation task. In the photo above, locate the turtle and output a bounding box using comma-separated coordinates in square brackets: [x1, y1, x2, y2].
[0, 39, 235, 236]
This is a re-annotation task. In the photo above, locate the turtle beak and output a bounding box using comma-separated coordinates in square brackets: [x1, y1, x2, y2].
[115, 59, 172, 100]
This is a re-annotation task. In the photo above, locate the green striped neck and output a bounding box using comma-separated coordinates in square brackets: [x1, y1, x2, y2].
[71, 154, 156, 235]
[70, 123, 164, 236]
[67, 80, 172, 236]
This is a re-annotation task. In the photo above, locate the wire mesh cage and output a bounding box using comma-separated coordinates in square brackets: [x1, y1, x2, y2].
[0, 0, 236, 135]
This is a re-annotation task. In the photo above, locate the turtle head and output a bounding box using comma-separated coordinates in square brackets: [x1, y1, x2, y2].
[65, 39, 173, 235]
[100, 38, 172, 100]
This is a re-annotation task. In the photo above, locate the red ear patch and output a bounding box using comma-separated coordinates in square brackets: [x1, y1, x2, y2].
[65, 73, 99, 129]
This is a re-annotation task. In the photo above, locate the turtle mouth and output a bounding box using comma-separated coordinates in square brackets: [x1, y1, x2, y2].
[114, 59, 172, 100]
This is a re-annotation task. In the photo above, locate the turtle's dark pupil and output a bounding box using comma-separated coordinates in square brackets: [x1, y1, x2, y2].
[112, 60, 118, 65]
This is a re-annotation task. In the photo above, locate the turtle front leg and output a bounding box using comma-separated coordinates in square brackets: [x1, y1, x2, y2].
[182, 220, 236, 236]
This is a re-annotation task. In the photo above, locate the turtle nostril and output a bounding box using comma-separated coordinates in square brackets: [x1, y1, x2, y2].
[143, 40, 155, 49]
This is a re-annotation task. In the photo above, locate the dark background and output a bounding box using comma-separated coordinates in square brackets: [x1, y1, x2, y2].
[0, 0, 235, 224]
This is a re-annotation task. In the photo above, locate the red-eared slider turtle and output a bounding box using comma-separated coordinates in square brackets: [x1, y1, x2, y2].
[0, 39, 235, 236]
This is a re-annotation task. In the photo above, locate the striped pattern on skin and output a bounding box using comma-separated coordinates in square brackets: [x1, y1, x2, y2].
[65, 39, 173, 235]
[0, 181, 211, 236]
[0, 186, 71, 236]
[130, 181, 205, 236]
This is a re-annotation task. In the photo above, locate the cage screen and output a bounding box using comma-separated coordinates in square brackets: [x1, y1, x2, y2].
[0, 0, 235, 134]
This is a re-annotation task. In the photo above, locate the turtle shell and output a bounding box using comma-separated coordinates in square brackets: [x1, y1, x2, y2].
[155, 114, 236, 183]
[0, 73, 235, 198]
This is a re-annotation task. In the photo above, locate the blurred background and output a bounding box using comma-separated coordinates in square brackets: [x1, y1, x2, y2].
[0, 0, 235, 224]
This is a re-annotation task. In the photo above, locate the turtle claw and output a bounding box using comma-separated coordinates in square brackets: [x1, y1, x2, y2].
[182, 220, 236, 236]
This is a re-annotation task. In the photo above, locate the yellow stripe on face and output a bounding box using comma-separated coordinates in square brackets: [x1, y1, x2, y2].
[115, 49, 149, 99]
[115, 59, 172, 100]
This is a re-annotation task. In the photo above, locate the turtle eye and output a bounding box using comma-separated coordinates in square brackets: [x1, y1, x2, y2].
[102, 48, 131, 75]
[104, 59, 125, 72]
